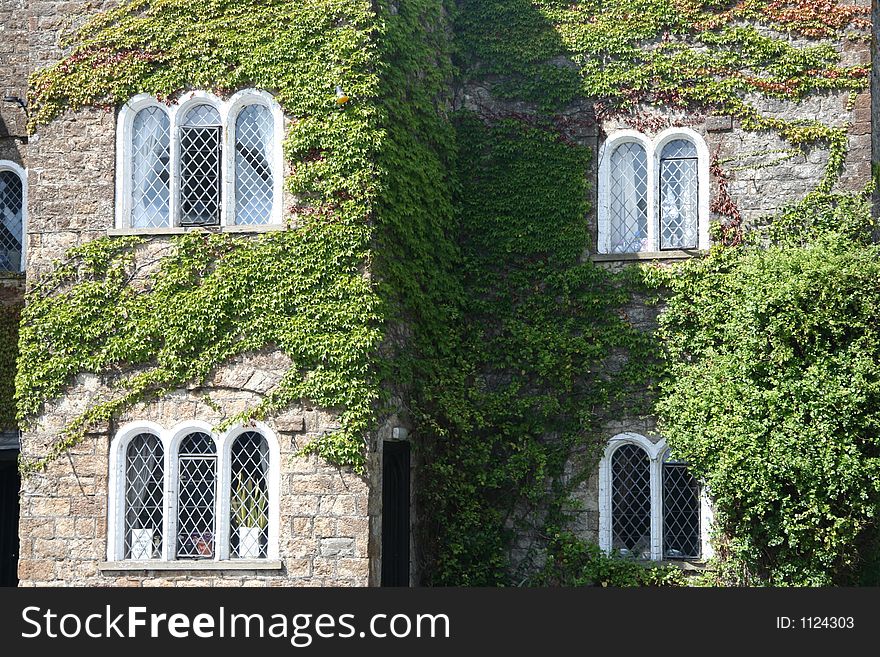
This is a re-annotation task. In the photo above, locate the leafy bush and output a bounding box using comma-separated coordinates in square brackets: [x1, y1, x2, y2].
[534, 532, 685, 587]
[654, 234, 880, 585]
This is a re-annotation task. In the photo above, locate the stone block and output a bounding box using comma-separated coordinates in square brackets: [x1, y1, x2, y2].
[319, 537, 355, 557]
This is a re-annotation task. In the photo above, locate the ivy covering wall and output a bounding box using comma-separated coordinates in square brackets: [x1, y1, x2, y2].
[17, 0, 878, 585]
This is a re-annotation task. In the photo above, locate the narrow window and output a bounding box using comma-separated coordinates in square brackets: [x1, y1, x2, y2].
[131, 107, 170, 228]
[124, 433, 164, 560]
[662, 453, 701, 559]
[0, 169, 23, 272]
[179, 104, 222, 226]
[234, 105, 275, 225]
[659, 139, 698, 250]
[176, 432, 216, 559]
[229, 432, 270, 559]
[381, 441, 410, 586]
[611, 443, 651, 558]
[608, 142, 648, 253]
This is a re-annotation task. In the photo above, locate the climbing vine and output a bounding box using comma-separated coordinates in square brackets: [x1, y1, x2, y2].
[17, 0, 877, 585]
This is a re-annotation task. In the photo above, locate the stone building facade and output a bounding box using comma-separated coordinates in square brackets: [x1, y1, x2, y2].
[1, 1, 878, 586]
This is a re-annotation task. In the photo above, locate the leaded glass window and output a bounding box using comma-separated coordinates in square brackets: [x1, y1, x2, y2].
[131, 107, 170, 228]
[611, 444, 651, 558]
[176, 432, 217, 559]
[659, 139, 698, 250]
[234, 105, 275, 225]
[608, 142, 648, 253]
[124, 433, 164, 560]
[229, 432, 270, 559]
[663, 453, 701, 559]
[180, 104, 222, 226]
[0, 169, 23, 272]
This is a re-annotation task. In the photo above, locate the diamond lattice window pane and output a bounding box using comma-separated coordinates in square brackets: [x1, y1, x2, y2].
[611, 444, 652, 558]
[0, 170, 23, 272]
[131, 107, 170, 228]
[180, 104, 222, 226]
[607, 142, 648, 253]
[663, 462, 701, 559]
[659, 139, 698, 250]
[229, 432, 270, 559]
[176, 432, 216, 559]
[234, 105, 274, 225]
[124, 433, 164, 560]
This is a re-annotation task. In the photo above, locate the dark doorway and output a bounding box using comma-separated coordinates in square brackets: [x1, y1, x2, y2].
[0, 443, 20, 587]
[381, 441, 410, 587]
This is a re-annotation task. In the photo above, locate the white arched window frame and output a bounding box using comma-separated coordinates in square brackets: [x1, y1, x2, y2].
[107, 420, 281, 562]
[0, 160, 27, 273]
[597, 128, 710, 254]
[115, 89, 284, 230]
[598, 432, 713, 561]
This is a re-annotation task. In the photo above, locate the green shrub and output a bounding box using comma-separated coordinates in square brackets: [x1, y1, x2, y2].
[654, 234, 880, 585]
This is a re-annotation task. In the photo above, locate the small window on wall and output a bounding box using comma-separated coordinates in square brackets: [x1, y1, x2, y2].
[123, 433, 164, 560]
[179, 105, 223, 227]
[607, 142, 649, 254]
[0, 162, 25, 272]
[598, 129, 709, 255]
[610, 443, 652, 559]
[116, 90, 283, 230]
[599, 433, 711, 561]
[175, 432, 217, 559]
[108, 422, 280, 562]
[662, 452, 701, 559]
[229, 432, 270, 559]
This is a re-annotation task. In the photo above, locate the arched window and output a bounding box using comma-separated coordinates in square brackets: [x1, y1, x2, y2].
[0, 161, 25, 272]
[229, 431, 270, 559]
[599, 432, 711, 561]
[659, 139, 698, 250]
[108, 422, 279, 563]
[130, 107, 170, 228]
[607, 142, 648, 254]
[662, 450, 701, 559]
[611, 443, 652, 558]
[124, 433, 164, 560]
[597, 129, 709, 255]
[179, 104, 223, 226]
[234, 104, 275, 225]
[116, 91, 283, 230]
[175, 431, 217, 559]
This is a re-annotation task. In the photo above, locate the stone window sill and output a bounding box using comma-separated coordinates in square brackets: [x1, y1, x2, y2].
[99, 560, 284, 572]
[590, 250, 707, 262]
[107, 224, 287, 237]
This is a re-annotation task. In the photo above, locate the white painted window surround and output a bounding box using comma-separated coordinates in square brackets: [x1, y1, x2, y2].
[0, 160, 26, 273]
[597, 128, 711, 255]
[115, 89, 285, 229]
[598, 432, 713, 561]
[107, 420, 281, 562]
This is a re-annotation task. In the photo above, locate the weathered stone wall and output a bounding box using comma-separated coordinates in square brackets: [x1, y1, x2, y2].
[15, 0, 380, 587]
[18, 355, 374, 587]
